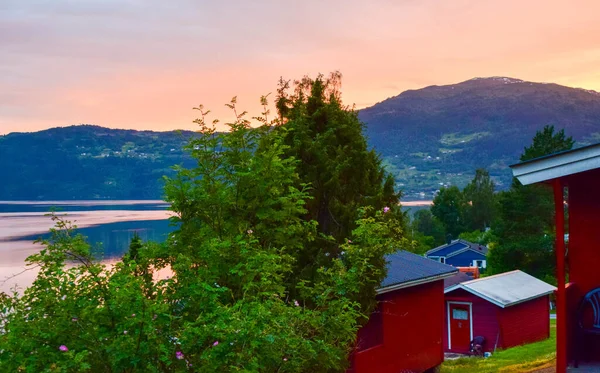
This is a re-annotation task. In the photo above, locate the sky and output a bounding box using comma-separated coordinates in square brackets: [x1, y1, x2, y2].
[2, 0, 600, 134]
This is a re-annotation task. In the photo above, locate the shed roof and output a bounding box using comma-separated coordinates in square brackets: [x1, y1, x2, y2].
[445, 270, 556, 308]
[510, 142, 600, 185]
[378, 250, 458, 294]
[426, 239, 488, 256]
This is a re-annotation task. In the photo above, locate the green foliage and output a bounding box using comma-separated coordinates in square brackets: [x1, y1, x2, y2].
[431, 186, 468, 239]
[458, 229, 497, 246]
[409, 209, 446, 253]
[488, 125, 574, 279]
[463, 169, 497, 231]
[0, 94, 407, 372]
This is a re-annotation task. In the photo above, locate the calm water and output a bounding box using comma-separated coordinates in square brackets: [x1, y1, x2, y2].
[0, 201, 174, 259]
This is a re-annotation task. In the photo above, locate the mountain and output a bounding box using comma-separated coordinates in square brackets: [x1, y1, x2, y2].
[3, 77, 600, 200]
[0, 125, 196, 200]
[359, 77, 600, 199]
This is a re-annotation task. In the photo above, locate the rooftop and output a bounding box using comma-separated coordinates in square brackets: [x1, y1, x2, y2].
[379, 250, 458, 294]
[445, 270, 556, 308]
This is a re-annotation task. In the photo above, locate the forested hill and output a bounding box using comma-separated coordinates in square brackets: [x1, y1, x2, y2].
[359, 77, 600, 199]
[3, 77, 600, 200]
[0, 125, 196, 200]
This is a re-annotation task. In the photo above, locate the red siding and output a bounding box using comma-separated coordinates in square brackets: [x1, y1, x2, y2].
[352, 280, 445, 373]
[499, 295, 550, 348]
[444, 289, 501, 353]
[564, 170, 600, 360]
[445, 290, 551, 353]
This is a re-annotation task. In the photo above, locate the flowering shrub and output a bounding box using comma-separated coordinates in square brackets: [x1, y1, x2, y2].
[0, 99, 406, 372]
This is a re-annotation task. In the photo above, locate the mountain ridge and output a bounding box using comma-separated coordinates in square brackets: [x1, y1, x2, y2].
[3, 77, 600, 200]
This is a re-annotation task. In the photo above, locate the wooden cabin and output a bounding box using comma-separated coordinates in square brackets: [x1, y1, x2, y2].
[349, 250, 457, 373]
[511, 143, 600, 372]
[444, 270, 555, 353]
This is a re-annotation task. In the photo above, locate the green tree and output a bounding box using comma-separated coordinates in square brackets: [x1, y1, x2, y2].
[411, 209, 446, 246]
[488, 125, 574, 281]
[431, 186, 468, 239]
[275, 72, 403, 248]
[0, 96, 407, 372]
[463, 168, 497, 231]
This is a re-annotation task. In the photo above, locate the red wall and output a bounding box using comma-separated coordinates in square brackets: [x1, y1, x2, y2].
[351, 280, 445, 373]
[499, 295, 550, 348]
[444, 289, 501, 353]
[564, 170, 600, 359]
[445, 290, 550, 352]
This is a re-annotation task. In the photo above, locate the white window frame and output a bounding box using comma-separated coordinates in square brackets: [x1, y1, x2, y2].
[447, 301, 473, 350]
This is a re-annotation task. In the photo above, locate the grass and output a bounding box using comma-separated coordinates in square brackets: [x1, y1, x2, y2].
[441, 320, 556, 373]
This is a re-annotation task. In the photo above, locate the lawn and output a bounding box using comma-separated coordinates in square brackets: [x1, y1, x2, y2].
[441, 320, 556, 373]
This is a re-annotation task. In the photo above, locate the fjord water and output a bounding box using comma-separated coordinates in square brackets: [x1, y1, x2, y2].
[0, 201, 174, 293]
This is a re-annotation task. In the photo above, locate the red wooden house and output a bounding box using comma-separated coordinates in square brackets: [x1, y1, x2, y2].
[511, 143, 600, 372]
[444, 270, 555, 353]
[350, 250, 457, 373]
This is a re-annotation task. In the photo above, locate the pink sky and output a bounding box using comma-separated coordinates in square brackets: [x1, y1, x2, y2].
[1, 0, 600, 134]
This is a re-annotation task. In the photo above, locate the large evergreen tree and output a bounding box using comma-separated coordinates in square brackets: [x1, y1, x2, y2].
[275, 72, 405, 267]
[488, 125, 574, 281]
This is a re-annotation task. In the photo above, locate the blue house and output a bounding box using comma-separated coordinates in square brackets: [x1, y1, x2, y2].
[425, 239, 488, 269]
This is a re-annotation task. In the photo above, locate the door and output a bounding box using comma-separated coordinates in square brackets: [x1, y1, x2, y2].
[449, 302, 471, 351]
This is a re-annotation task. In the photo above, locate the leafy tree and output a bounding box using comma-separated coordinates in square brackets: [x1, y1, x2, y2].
[463, 168, 497, 231]
[488, 125, 574, 280]
[431, 186, 468, 239]
[0, 96, 406, 372]
[410, 209, 446, 249]
[275, 72, 403, 248]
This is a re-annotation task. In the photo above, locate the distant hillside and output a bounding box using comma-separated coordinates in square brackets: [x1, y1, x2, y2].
[359, 77, 600, 199]
[0, 125, 196, 200]
[3, 77, 600, 200]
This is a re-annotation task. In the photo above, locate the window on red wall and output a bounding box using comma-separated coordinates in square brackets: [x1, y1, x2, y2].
[356, 302, 384, 351]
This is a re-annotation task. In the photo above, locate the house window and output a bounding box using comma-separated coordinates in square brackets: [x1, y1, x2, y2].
[475, 260, 483, 267]
[356, 302, 383, 351]
[440, 257, 446, 264]
[452, 309, 469, 320]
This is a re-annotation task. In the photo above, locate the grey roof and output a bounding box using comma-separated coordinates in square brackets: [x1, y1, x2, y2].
[445, 270, 557, 308]
[378, 250, 458, 294]
[510, 142, 600, 185]
[426, 239, 488, 256]
[443, 272, 472, 289]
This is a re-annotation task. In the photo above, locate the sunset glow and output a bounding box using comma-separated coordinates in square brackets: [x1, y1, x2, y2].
[2, 0, 600, 134]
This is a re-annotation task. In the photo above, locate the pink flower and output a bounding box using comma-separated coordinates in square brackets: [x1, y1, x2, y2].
[294, 300, 300, 307]
[71, 317, 78, 322]
[175, 351, 184, 360]
[283, 357, 288, 361]
[383, 206, 390, 213]
[213, 341, 219, 347]
[131, 314, 136, 317]
[59, 345, 68, 352]
[247, 229, 253, 235]
[123, 330, 128, 335]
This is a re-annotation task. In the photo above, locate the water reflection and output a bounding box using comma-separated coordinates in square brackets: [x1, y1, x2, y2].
[17, 219, 176, 258]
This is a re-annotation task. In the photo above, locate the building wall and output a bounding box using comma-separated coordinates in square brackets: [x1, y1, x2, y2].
[446, 250, 487, 268]
[352, 280, 445, 373]
[562, 170, 600, 360]
[444, 289, 501, 353]
[445, 290, 551, 353]
[499, 295, 550, 348]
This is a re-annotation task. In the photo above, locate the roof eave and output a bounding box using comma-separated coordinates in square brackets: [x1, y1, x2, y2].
[445, 285, 557, 308]
[378, 270, 458, 295]
[510, 144, 600, 185]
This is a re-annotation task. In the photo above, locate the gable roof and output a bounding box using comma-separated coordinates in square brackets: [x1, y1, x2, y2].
[426, 239, 488, 257]
[378, 250, 458, 294]
[510, 142, 600, 185]
[444, 270, 556, 308]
